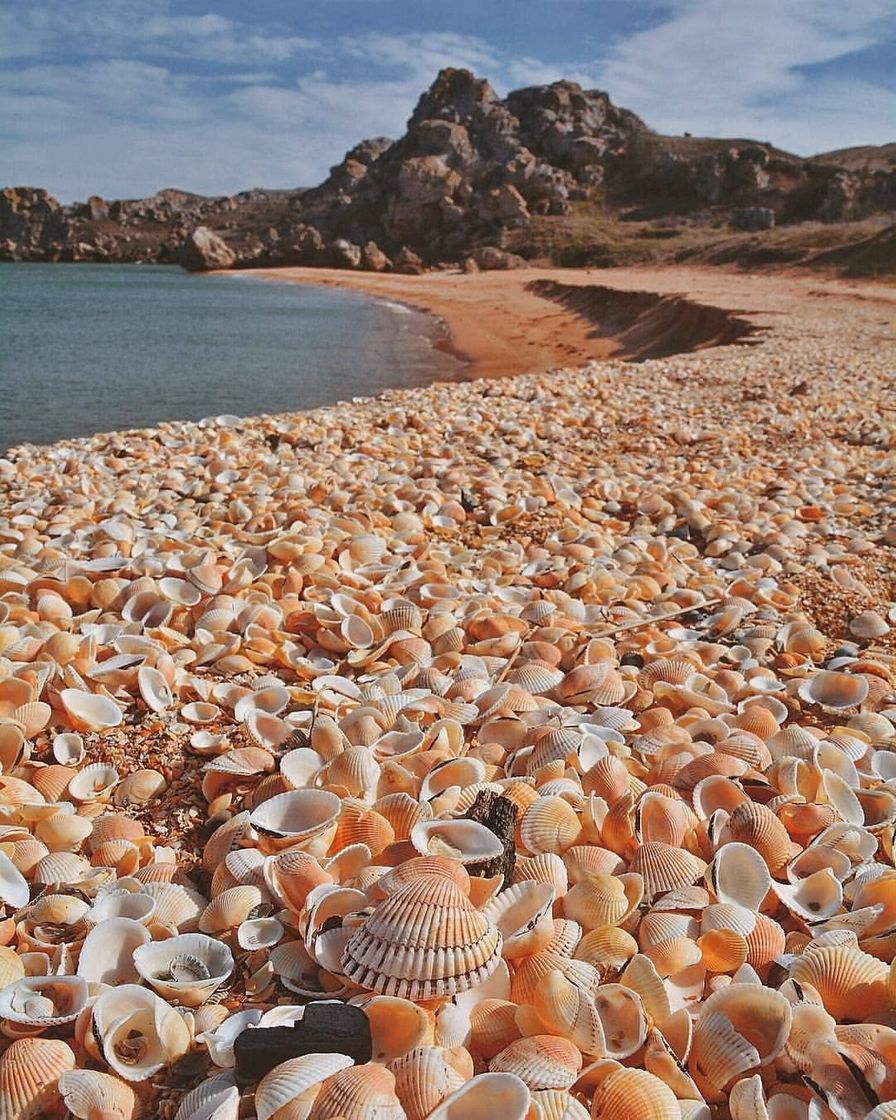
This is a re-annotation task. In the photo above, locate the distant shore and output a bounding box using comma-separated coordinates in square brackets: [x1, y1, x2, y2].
[230, 264, 896, 380]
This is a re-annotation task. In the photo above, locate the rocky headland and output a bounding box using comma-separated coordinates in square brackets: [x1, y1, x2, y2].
[2, 68, 894, 276]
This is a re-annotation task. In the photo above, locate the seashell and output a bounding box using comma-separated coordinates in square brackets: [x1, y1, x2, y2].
[255, 1053, 354, 1120]
[134, 933, 234, 1006]
[690, 984, 791, 1097]
[707, 842, 772, 910]
[0, 1038, 75, 1120]
[698, 929, 749, 973]
[237, 916, 283, 951]
[76, 918, 150, 985]
[629, 841, 706, 901]
[798, 671, 869, 709]
[249, 790, 340, 855]
[589, 1067, 679, 1120]
[410, 818, 503, 865]
[772, 868, 843, 922]
[199, 885, 263, 933]
[91, 984, 191, 1081]
[140, 881, 206, 932]
[533, 969, 605, 1056]
[331, 802, 395, 856]
[482, 880, 554, 958]
[790, 943, 889, 1019]
[58, 1069, 136, 1120]
[306, 1062, 405, 1120]
[52, 733, 85, 766]
[529, 1089, 589, 1120]
[31, 767, 75, 804]
[0, 850, 30, 908]
[59, 688, 123, 730]
[849, 610, 890, 640]
[137, 665, 172, 713]
[375, 792, 433, 841]
[721, 800, 791, 875]
[388, 1045, 466, 1120]
[342, 874, 502, 999]
[573, 926, 638, 971]
[563, 873, 642, 930]
[489, 1034, 582, 1090]
[521, 797, 581, 855]
[592, 984, 648, 1059]
[469, 999, 523, 1060]
[426, 1072, 531, 1120]
[0, 975, 89, 1027]
[67, 763, 120, 803]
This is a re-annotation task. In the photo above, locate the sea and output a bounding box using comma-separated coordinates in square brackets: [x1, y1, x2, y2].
[0, 263, 464, 453]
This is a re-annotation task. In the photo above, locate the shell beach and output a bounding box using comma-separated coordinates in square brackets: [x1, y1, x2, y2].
[0, 268, 894, 1120]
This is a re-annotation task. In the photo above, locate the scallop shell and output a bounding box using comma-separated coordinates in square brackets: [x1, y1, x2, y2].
[589, 1067, 679, 1120]
[521, 797, 581, 854]
[199, 885, 263, 934]
[52, 733, 85, 766]
[629, 842, 707, 901]
[563, 873, 642, 930]
[58, 1070, 136, 1120]
[592, 984, 648, 1059]
[0, 1038, 76, 1120]
[342, 874, 502, 999]
[528, 1089, 590, 1120]
[690, 984, 792, 1096]
[67, 763, 120, 803]
[388, 1045, 467, 1120]
[798, 671, 869, 709]
[249, 789, 340, 855]
[255, 1053, 354, 1120]
[533, 969, 606, 1057]
[721, 800, 792, 876]
[306, 1063, 405, 1120]
[489, 1034, 582, 1090]
[263, 849, 332, 913]
[790, 943, 889, 1019]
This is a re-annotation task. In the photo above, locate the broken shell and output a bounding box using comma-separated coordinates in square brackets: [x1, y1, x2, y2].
[91, 984, 191, 1082]
[133, 933, 234, 1006]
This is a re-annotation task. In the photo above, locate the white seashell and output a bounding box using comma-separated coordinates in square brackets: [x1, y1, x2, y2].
[60, 688, 123, 729]
[0, 974, 88, 1026]
[237, 917, 284, 951]
[138, 666, 173, 712]
[410, 818, 504, 864]
[52, 732, 85, 766]
[58, 1069, 137, 1120]
[198, 1010, 263, 1068]
[87, 890, 157, 926]
[0, 850, 30, 908]
[92, 984, 192, 1081]
[134, 933, 234, 1007]
[427, 1072, 531, 1120]
[174, 1071, 240, 1120]
[181, 701, 221, 724]
[67, 762, 120, 802]
[76, 918, 151, 985]
[255, 1053, 355, 1120]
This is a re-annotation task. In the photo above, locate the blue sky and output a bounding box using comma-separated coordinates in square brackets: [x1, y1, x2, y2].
[2, 1, 895, 202]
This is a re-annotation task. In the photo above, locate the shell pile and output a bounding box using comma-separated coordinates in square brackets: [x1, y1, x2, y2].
[0, 278, 895, 1120]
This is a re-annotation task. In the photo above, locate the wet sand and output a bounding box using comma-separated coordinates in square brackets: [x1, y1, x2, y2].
[237, 264, 896, 378]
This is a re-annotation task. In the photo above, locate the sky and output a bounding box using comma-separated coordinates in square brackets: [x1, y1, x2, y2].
[2, 1, 895, 203]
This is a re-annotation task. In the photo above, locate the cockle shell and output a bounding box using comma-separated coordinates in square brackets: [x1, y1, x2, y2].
[173, 1071, 240, 1120]
[58, 1069, 136, 1120]
[690, 984, 792, 1097]
[563, 873, 642, 930]
[388, 1045, 467, 1120]
[342, 874, 501, 999]
[0, 1037, 76, 1120]
[589, 1067, 679, 1120]
[410, 818, 504, 864]
[790, 943, 889, 1019]
[306, 1063, 405, 1120]
[59, 689, 123, 730]
[489, 1035, 582, 1090]
[482, 880, 554, 958]
[0, 975, 88, 1027]
[798, 671, 869, 709]
[249, 790, 340, 855]
[255, 1053, 354, 1120]
[533, 970, 606, 1057]
[426, 1072, 531, 1120]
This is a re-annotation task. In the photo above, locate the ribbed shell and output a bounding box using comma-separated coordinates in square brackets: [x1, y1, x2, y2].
[255, 1053, 353, 1120]
[791, 944, 890, 1019]
[589, 1068, 679, 1120]
[58, 1070, 136, 1120]
[341, 875, 502, 999]
[306, 1064, 406, 1120]
[0, 1038, 75, 1120]
[629, 842, 706, 901]
[388, 1046, 466, 1120]
[489, 1035, 582, 1090]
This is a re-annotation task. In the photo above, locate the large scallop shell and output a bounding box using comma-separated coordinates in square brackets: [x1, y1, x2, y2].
[0, 1037, 76, 1120]
[629, 842, 707, 901]
[341, 874, 502, 999]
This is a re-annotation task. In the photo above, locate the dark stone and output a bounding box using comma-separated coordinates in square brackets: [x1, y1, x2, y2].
[620, 652, 644, 668]
[234, 1003, 372, 1087]
[464, 790, 516, 887]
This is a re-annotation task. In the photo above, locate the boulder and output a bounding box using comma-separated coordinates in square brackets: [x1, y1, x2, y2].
[470, 246, 527, 271]
[328, 238, 362, 269]
[362, 241, 391, 272]
[732, 207, 776, 231]
[393, 247, 426, 275]
[179, 226, 236, 271]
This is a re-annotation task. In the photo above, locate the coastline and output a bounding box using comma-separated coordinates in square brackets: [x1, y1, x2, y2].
[230, 263, 896, 380]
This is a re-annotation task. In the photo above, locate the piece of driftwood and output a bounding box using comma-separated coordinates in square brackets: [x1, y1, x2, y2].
[465, 789, 517, 888]
[234, 1002, 372, 1086]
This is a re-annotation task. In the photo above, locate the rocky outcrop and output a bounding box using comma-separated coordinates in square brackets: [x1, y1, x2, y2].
[2, 67, 894, 271]
[470, 246, 527, 270]
[179, 227, 237, 271]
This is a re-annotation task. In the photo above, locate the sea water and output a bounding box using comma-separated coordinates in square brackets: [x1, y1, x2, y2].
[0, 263, 463, 452]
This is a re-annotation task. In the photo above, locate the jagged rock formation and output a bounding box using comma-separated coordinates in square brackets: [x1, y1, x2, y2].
[2, 68, 894, 273]
[179, 227, 237, 271]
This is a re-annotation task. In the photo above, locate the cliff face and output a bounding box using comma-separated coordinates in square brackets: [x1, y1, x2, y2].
[2, 68, 894, 272]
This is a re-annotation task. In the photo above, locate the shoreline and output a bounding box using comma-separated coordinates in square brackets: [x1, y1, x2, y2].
[230, 263, 896, 380]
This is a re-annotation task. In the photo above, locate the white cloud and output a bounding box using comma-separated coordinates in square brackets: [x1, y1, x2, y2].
[1, 2, 894, 200]
[596, 0, 896, 152]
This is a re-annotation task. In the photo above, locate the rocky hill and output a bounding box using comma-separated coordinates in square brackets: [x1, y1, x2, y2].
[2, 68, 894, 275]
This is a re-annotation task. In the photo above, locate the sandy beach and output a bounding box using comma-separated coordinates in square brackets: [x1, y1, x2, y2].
[240, 263, 896, 379]
[1, 264, 895, 1118]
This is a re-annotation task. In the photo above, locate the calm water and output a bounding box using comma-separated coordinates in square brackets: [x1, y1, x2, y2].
[0, 263, 463, 452]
